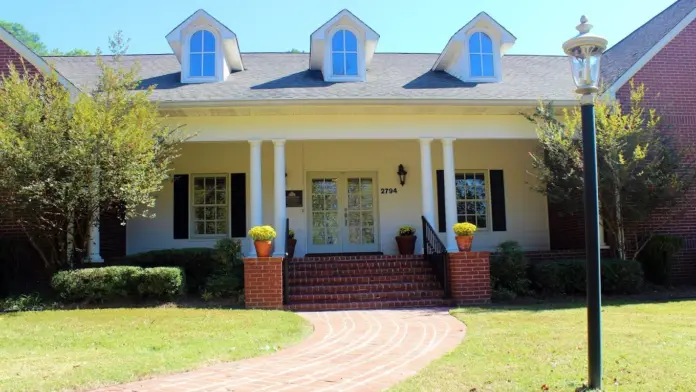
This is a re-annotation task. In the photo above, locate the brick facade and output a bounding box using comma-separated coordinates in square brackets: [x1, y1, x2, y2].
[244, 257, 284, 309]
[448, 252, 491, 305]
[613, 20, 696, 282]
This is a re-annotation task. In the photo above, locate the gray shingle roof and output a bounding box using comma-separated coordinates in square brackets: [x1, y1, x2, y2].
[44, 53, 577, 104]
[601, 0, 696, 87]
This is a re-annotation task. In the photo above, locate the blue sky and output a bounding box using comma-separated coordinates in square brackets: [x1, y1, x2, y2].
[3, 0, 676, 55]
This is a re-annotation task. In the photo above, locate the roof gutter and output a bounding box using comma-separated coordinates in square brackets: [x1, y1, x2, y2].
[158, 98, 578, 109]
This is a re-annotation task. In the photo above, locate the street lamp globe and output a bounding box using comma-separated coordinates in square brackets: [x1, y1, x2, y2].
[562, 16, 608, 95]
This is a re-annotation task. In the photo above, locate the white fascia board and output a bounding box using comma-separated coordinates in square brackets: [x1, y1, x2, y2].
[605, 8, 696, 96]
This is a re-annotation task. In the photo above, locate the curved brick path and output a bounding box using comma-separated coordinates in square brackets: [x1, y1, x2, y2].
[95, 308, 465, 392]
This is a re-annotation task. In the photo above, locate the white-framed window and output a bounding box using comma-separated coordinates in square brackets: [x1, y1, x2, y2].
[469, 32, 494, 78]
[455, 171, 489, 229]
[191, 175, 228, 236]
[331, 29, 358, 76]
[189, 30, 216, 78]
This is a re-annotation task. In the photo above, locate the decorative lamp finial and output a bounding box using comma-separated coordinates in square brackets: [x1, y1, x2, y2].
[577, 15, 592, 34]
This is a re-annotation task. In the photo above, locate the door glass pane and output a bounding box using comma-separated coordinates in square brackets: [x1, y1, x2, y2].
[345, 177, 376, 246]
[311, 178, 339, 245]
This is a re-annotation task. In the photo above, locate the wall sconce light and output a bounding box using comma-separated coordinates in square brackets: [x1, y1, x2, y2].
[397, 164, 408, 186]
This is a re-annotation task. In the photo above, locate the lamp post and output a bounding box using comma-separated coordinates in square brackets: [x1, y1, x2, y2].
[563, 16, 607, 390]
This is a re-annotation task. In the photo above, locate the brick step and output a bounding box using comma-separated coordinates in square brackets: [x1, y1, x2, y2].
[289, 281, 443, 295]
[286, 298, 451, 311]
[289, 289, 445, 304]
[288, 273, 438, 286]
[289, 260, 428, 271]
[289, 266, 432, 278]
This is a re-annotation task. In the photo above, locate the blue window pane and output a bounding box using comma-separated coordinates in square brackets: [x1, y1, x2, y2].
[346, 53, 358, 75]
[481, 33, 493, 53]
[469, 33, 481, 53]
[332, 52, 345, 75]
[191, 31, 203, 53]
[345, 31, 357, 51]
[190, 53, 202, 76]
[482, 54, 494, 76]
[203, 31, 215, 52]
[203, 53, 215, 76]
[332, 31, 344, 51]
[470, 54, 482, 77]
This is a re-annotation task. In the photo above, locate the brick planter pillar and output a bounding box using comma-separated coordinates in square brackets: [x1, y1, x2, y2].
[244, 257, 284, 309]
[448, 252, 491, 305]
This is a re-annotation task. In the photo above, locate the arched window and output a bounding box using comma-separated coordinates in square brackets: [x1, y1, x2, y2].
[331, 30, 358, 76]
[189, 30, 216, 77]
[469, 32, 494, 77]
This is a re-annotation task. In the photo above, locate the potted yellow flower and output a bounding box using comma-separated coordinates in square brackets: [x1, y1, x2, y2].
[395, 225, 417, 255]
[452, 222, 477, 251]
[248, 225, 276, 257]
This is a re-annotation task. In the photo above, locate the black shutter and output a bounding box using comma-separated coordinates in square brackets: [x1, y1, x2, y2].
[436, 170, 446, 232]
[490, 170, 507, 231]
[173, 174, 189, 239]
[230, 173, 247, 237]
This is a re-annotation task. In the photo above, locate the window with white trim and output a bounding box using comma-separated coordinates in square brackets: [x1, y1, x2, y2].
[455, 171, 488, 229]
[192, 175, 228, 235]
[189, 30, 216, 78]
[331, 30, 358, 76]
[469, 32, 494, 78]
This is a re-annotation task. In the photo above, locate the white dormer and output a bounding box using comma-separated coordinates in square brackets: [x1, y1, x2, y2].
[432, 12, 516, 83]
[309, 9, 379, 82]
[166, 9, 243, 83]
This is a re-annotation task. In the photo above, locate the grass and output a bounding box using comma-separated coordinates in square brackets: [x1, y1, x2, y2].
[0, 307, 311, 391]
[391, 300, 696, 392]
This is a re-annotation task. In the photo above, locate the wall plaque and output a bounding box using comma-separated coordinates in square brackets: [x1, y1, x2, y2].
[286, 190, 303, 207]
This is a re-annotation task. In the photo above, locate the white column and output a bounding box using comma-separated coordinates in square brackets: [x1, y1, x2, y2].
[419, 138, 435, 226]
[442, 137, 459, 252]
[249, 140, 263, 256]
[272, 139, 287, 257]
[87, 167, 103, 262]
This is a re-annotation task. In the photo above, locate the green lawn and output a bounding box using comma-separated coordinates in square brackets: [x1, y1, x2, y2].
[0, 308, 310, 391]
[392, 300, 696, 392]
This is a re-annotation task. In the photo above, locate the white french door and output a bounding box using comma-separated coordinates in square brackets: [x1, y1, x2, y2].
[307, 172, 379, 254]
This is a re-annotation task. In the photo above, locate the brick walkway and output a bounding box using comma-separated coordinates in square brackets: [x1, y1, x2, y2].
[95, 308, 465, 392]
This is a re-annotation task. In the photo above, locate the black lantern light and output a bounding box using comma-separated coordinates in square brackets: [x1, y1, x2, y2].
[397, 164, 408, 186]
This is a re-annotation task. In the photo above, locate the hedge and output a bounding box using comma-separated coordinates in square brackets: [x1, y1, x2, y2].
[109, 248, 218, 293]
[51, 266, 184, 302]
[528, 259, 644, 295]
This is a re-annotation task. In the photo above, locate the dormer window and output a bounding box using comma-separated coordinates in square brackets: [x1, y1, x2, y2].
[331, 30, 358, 76]
[165, 9, 244, 84]
[189, 30, 216, 78]
[431, 12, 516, 84]
[309, 9, 380, 83]
[469, 32, 494, 78]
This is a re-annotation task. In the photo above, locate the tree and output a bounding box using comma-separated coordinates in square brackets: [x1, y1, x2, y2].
[0, 20, 90, 56]
[0, 32, 187, 268]
[524, 82, 696, 260]
[287, 48, 303, 53]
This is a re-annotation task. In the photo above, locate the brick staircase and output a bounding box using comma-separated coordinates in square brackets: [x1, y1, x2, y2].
[285, 255, 448, 311]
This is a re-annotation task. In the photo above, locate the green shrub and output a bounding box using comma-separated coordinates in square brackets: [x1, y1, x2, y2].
[110, 248, 216, 293]
[530, 259, 643, 295]
[490, 241, 531, 296]
[138, 267, 185, 299]
[638, 234, 684, 285]
[51, 266, 184, 302]
[202, 273, 242, 300]
[0, 293, 51, 312]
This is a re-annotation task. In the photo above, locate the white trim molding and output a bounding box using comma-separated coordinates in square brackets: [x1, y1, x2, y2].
[605, 7, 696, 96]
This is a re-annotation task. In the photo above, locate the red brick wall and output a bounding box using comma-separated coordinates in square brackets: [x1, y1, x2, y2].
[448, 252, 491, 305]
[244, 257, 284, 309]
[614, 20, 696, 282]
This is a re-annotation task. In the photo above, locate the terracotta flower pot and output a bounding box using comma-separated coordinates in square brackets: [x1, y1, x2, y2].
[395, 235, 417, 255]
[287, 238, 297, 259]
[254, 240, 273, 257]
[455, 235, 473, 251]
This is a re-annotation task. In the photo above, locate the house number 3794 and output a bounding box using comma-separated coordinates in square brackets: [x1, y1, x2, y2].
[380, 188, 398, 194]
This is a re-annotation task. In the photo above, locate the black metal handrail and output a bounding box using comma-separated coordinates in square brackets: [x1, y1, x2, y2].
[282, 218, 290, 305]
[422, 216, 450, 298]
